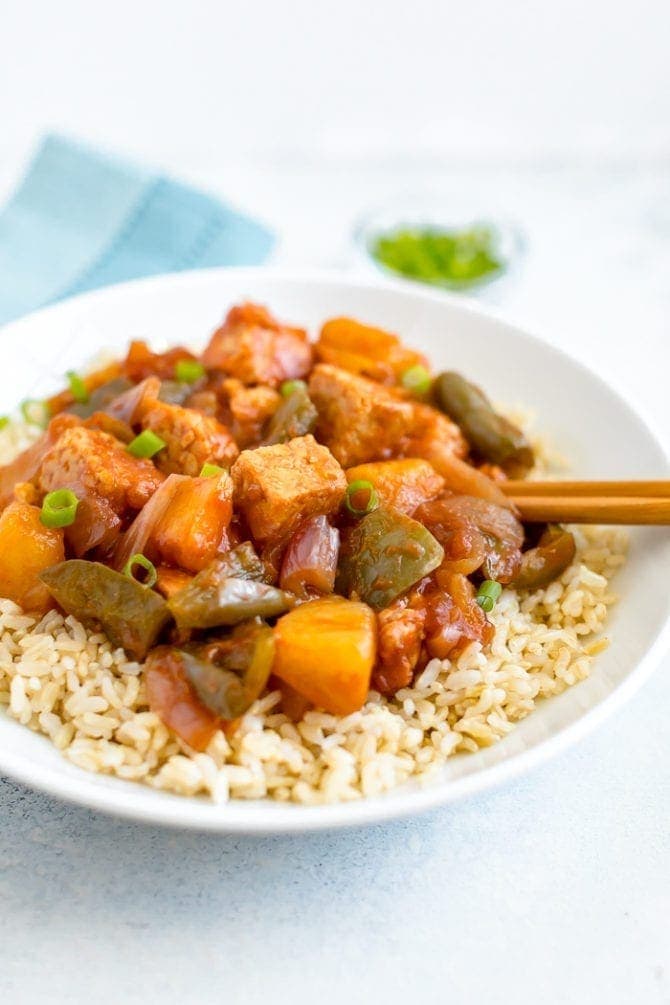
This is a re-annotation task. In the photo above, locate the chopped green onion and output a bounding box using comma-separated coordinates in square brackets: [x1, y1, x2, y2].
[66, 370, 89, 404]
[476, 579, 503, 613]
[370, 225, 505, 290]
[127, 429, 166, 459]
[21, 399, 50, 428]
[280, 379, 307, 398]
[401, 365, 432, 396]
[345, 479, 379, 516]
[0, 416, 9, 431]
[199, 462, 225, 478]
[175, 359, 205, 384]
[40, 489, 79, 528]
[122, 553, 158, 588]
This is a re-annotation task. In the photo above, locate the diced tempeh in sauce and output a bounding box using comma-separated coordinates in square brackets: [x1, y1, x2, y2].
[218, 378, 281, 448]
[309, 362, 467, 466]
[0, 501, 65, 613]
[0, 414, 80, 511]
[202, 302, 313, 387]
[231, 434, 346, 543]
[38, 425, 164, 516]
[373, 601, 426, 695]
[398, 401, 468, 463]
[308, 364, 418, 468]
[345, 459, 445, 516]
[140, 399, 238, 476]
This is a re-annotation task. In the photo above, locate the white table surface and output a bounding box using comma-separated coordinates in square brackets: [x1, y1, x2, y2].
[0, 158, 669, 1005]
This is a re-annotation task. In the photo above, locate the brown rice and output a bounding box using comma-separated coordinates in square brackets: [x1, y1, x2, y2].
[0, 419, 627, 804]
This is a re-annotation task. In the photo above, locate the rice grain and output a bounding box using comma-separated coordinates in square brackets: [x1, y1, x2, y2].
[0, 420, 628, 804]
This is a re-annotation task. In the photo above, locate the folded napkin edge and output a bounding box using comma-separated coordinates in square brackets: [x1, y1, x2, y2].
[0, 133, 275, 323]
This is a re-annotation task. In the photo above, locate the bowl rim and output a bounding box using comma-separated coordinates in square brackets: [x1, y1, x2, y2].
[1, 264, 669, 834]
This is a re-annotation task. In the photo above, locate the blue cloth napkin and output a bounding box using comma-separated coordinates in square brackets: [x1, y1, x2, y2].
[0, 134, 275, 325]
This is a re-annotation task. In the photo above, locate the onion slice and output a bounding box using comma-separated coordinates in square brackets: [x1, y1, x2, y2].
[279, 515, 340, 598]
[112, 474, 187, 571]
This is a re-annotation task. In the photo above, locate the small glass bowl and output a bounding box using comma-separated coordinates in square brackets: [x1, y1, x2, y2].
[353, 198, 526, 300]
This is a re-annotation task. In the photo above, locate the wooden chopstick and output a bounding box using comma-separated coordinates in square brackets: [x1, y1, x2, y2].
[507, 495, 670, 525]
[502, 480, 670, 498]
[499, 480, 670, 523]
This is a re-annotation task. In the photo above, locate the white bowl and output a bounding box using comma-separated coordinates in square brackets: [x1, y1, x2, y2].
[1, 268, 668, 833]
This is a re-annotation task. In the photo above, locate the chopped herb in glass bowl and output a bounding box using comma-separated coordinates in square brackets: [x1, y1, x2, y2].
[372, 225, 504, 289]
[355, 203, 525, 296]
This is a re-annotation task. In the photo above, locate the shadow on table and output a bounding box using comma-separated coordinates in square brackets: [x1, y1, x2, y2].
[0, 667, 665, 936]
[1, 671, 668, 1005]
[0, 767, 541, 928]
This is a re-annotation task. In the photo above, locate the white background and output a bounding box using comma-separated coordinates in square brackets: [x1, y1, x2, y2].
[2, 0, 670, 167]
[0, 3, 669, 1004]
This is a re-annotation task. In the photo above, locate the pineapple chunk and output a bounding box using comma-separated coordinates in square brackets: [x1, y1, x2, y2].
[273, 596, 376, 715]
[0, 501, 65, 613]
[150, 473, 233, 573]
[345, 458, 444, 516]
[316, 317, 428, 383]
